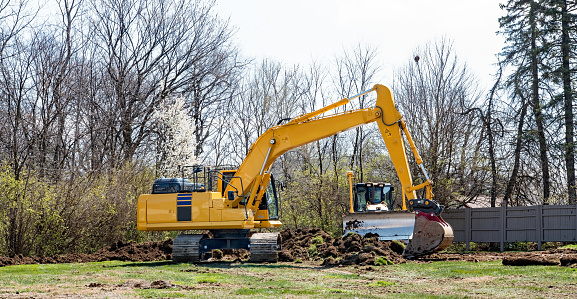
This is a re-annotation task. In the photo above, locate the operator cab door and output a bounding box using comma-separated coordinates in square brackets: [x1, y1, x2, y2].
[353, 183, 370, 212]
[257, 175, 280, 220]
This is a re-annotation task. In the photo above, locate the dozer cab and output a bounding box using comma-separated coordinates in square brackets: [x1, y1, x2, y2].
[351, 181, 394, 212]
[137, 84, 453, 262]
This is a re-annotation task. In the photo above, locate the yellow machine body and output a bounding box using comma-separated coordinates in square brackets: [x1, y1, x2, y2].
[137, 190, 282, 231]
[136, 84, 452, 259]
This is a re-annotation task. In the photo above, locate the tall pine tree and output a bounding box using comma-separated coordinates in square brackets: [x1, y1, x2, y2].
[546, 0, 577, 204]
[500, 0, 552, 204]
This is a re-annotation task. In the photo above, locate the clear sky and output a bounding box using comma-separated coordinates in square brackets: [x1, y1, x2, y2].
[214, 0, 506, 89]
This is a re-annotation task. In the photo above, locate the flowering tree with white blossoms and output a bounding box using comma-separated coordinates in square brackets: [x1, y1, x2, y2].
[154, 97, 197, 176]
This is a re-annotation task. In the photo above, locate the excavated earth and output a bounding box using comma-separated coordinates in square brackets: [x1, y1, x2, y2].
[0, 240, 173, 267]
[0, 228, 576, 268]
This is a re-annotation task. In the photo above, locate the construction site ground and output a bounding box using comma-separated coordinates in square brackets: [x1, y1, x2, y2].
[1, 228, 576, 298]
[1, 228, 576, 268]
[1, 227, 577, 267]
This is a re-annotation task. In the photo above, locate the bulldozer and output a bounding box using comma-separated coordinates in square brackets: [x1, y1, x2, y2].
[343, 171, 453, 258]
[137, 84, 454, 262]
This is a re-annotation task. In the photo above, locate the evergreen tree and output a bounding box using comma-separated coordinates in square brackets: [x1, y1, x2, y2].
[500, 0, 552, 204]
[544, 0, 577, 204]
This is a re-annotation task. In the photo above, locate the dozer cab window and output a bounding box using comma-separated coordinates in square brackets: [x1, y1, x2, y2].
[353, 185, 368, 212]
[374, 186, 383, 204]
[383, 185, 394, 208]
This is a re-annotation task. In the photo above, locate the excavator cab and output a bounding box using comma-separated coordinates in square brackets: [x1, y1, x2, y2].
[353, 182, 394, 212]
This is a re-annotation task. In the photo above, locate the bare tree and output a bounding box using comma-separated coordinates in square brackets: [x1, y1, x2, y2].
[88, 0, 240, 166]
[393, 38, 484, 207]
[230, 59, 303, 162]
[333, 44, 381, 182]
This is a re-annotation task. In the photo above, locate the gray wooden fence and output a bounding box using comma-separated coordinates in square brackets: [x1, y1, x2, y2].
[442, 205, 577, 251]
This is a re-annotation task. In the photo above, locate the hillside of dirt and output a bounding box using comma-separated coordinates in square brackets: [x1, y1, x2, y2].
[0, 228, 576, 268]
[0, 239, 173, 267]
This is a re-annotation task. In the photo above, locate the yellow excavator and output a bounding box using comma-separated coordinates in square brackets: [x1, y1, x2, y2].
[137, 84, 453, 262]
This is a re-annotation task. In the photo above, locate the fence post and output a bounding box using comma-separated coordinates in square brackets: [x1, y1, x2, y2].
[465, 208, 471, 251]
[536, 205, 543, 250]
[500, 206, 506, 252]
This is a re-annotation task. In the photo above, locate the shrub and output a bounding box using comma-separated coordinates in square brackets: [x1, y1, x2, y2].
[374, 256, 393, 266]
[0, 162, 157, 257]
[308, 244, 318, 256]
[311, 235, 323, 245]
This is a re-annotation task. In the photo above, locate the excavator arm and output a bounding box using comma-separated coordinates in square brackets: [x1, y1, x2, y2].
[225, 105, 381, 209]
[228, 85, 428, 211]
[226, 84, 453, 257]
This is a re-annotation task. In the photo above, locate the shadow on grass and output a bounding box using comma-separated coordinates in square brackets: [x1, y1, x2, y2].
[203, 261, 323, 270]
[106, 259, 324, 270]
[107, 260, 175, 268]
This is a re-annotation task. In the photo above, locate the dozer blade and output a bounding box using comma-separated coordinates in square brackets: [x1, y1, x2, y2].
[343, 210, 416, 240]
[402, 210, 454, 259]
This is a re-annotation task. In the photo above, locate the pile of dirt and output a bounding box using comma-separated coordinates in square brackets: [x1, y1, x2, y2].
[0, 239, 172, 267]
[277, 228, 406, 266]
[422, 248, 577, 266]
[501, 249, 577, 267]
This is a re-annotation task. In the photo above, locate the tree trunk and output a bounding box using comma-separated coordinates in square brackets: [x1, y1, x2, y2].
[529, 1, 551, 203]
[504, 80, 529, 207]
[560, 0, 576, 204]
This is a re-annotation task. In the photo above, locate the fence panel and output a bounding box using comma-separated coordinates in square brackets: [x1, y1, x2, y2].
[441, 205, 577, 251]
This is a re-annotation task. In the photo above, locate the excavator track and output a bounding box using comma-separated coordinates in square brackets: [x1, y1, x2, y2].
[402, 210, 454, 259]
[172, 234, 205, 263]
[249, 232, 281, 262]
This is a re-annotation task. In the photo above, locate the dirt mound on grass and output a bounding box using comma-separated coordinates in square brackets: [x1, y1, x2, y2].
[501, 249, 577, 266]
[277, 228, 406, 266]
[502, 254, 560, 266]
[0, 239, 172, 267]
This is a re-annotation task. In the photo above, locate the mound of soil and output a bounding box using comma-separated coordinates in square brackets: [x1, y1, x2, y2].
[421, 248, 577, 266]
[501, 249, 577, 267]
[502, 255, 560, 266]
[277, 228, 406, 266]
[0, 239, 172, 267]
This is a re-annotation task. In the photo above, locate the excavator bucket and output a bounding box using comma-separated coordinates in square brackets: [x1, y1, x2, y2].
[402, 210, 454, 258]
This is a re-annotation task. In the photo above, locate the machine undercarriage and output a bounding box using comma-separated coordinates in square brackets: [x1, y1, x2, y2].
[172, 230, 281, 263]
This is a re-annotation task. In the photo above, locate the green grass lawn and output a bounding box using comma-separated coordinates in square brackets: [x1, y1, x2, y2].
[0, 260, 576, 298]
